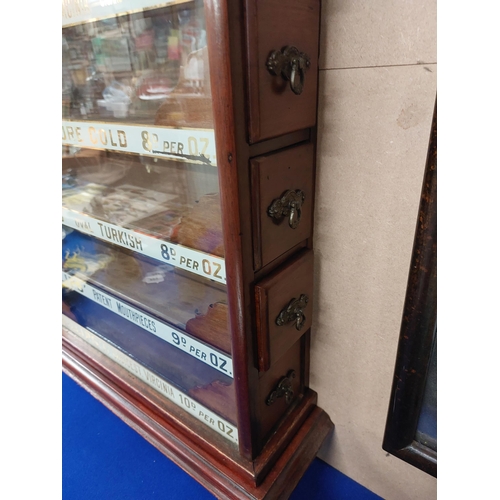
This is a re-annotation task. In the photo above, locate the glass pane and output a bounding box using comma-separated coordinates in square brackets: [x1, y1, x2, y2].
[62, 1, 213, 129]
[415, 328, 437, 451]
[62, 1, 236, 446]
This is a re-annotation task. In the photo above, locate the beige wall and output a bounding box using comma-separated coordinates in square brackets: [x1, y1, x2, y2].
[310, 1, 437, 499]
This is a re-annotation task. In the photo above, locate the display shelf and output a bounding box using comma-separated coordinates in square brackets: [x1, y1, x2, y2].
[63, 271, 232, 376]
[63, 316, 238, 444]
[62, 230, 228, 345]
[62, 208, 226, 283]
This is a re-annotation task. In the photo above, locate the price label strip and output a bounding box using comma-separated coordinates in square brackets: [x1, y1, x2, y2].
[63, 0, 193, 28]
[66, 320, 238, 445]
[62, 207, 226, 285]
[62, 120, 217, 167]
[63, 272, 233, 378]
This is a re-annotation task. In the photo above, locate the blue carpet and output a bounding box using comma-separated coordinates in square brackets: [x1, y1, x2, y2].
[63, 373, 381, 499]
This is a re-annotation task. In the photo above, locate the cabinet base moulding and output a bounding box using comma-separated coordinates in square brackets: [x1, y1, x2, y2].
[62, 331, 334, 500]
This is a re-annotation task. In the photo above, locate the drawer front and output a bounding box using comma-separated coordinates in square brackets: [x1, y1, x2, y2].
[251, 143, 315, 270]
[246, 0, 321, 143]
[256, 337, 304, 449]
[255, 249, 314, 372]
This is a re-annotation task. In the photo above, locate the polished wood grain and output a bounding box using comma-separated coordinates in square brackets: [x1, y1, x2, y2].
[253, 407, 333, 499]
[204, 0, 257, 460]
[254, 339, 303, 446]
[255, 250, 314, 371]
[185, 302, 232, 354]
[194, 0, 329, 470]
[248, 129, 310, 159]
[63, 326, 333, 499]
[251, 143, 315, 270]
[244, 0, 321, 142]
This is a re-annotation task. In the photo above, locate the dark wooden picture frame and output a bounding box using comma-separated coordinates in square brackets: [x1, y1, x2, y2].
[382, 99, 437, 478]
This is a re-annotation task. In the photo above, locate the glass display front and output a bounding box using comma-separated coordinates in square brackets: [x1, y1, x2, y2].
[62, 0, 237, 445]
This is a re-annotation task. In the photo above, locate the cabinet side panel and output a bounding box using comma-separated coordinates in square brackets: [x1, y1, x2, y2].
[204, 0, 256, 459]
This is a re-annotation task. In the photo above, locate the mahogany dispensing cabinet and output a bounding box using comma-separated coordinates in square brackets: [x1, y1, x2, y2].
[62, 1, 333, 498]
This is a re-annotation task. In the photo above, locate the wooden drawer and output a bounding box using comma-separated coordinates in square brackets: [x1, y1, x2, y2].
[245, 0, 321, 143]
[255, 249, 314, 371]
[251, 143, 315, 270]
[256, 337, 304, 449]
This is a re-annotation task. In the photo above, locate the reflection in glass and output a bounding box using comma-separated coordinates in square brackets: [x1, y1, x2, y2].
[62, 1, 213, 128]
[416, 328, 437, 451]
[62, 1, 236, 445]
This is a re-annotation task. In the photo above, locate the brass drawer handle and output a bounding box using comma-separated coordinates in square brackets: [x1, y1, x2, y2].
[266, 46, 310, 95]
[266, 370, 296, 406]
[276, 294, 309, 331]
[268, 189, 305, 229]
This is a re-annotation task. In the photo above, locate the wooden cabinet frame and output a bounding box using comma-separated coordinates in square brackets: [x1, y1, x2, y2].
[62, 1, 333, 498]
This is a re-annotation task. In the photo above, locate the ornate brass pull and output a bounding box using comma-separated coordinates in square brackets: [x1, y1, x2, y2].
[266, 46, 311, 95]
[266, 370, 296, 406]
[276, 294, 309, 331]
[268, 189, 305, 229]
